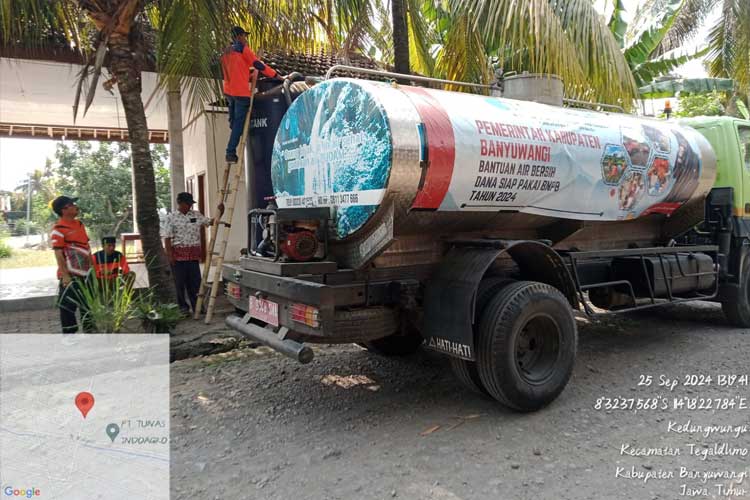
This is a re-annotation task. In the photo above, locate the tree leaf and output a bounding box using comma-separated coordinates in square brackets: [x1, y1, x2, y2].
[608, 0, 628, 48]
[623, 0, 685, 67]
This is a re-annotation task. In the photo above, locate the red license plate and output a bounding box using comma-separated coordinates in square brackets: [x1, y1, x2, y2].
[249, 296, 279, 326]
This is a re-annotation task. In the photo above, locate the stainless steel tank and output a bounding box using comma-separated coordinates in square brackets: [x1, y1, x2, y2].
[270, 78, 717, 264]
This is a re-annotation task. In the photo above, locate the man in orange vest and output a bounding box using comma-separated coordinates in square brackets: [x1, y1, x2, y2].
[93, 236, 134, 285]
[50, 195, 93, 333]
[221, 26, 280, 163]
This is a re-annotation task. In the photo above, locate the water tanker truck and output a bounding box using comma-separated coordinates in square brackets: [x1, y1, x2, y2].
[223, 70, 750, 412]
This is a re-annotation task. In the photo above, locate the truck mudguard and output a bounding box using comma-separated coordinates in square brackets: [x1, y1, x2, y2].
[423, 240, 577, 360]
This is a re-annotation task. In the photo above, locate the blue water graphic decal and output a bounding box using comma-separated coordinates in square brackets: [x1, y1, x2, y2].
[272, 80, 392, 238]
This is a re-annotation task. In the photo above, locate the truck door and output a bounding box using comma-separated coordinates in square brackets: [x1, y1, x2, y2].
[738, 123, 750, 215]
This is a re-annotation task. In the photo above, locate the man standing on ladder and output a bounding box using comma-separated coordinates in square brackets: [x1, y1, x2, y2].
[221, 26, 280, 163]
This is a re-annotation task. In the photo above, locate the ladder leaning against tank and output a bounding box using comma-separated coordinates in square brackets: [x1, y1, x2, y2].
[194, 71, 259, 323]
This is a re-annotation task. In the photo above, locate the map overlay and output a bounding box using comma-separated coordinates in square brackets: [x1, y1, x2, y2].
[0, 334, 170, 500]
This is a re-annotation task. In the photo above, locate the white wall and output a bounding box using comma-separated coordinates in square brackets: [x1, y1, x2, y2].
[181, 107, 248, 262]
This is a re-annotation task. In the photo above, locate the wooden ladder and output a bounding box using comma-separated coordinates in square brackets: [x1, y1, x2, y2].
[194, 72, 258, 323]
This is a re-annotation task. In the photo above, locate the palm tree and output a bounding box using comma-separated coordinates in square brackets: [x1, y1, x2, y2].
[705, 0, 749, 105]
[608, 0, 710, 88]
[2, 1, 184, 302]
[627, 0, 749, 108]
[391, 0, 410, 74]
[412, 0, 641, 108]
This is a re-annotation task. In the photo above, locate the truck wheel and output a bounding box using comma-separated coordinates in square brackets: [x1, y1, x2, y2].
[722, 254, 750, 327]
[450, 276, 515, 396]
[363, 330, 423, 356]
[476, 281, 577, 412]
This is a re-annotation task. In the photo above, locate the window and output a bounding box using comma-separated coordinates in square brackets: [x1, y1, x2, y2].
[738, 126, 750, 171]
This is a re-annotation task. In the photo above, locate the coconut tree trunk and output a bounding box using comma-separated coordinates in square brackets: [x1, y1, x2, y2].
[725, 92, 740, 118]
[108, 33, 177, 304]
[391, 0, 410, 75]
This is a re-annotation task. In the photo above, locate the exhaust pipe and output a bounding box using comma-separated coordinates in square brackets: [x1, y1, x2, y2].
[225, 314, 314, 364]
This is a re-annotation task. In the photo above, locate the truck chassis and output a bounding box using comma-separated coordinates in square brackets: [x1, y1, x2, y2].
[223, 190, 743, 412]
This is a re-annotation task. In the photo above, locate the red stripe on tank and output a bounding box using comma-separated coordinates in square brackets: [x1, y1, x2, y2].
[399, 87, 456, 210]
[642, 202, 683, 216]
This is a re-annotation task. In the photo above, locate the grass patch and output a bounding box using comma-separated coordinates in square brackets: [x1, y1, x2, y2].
[0, 248, 57, 269]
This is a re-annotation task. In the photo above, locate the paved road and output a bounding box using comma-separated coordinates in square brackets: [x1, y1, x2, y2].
[170, 302, 750, 500]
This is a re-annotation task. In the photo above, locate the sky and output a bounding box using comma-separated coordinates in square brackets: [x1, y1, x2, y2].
[0, 138, 58, 192]
[0, 0, 723, 193]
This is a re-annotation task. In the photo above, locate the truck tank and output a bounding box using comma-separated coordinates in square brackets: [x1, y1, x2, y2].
[270, 78, 717, 266]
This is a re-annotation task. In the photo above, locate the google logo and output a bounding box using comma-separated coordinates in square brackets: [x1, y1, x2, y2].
[3, 486, 41, 498]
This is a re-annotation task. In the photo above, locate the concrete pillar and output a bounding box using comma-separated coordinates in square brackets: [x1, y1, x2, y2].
[131, 157, 138, 233]
[167, 81, 185, 210]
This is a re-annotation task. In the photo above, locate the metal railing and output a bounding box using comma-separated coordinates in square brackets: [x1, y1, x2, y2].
[324, 65, 495, 91]
[563, 98, 626, 113]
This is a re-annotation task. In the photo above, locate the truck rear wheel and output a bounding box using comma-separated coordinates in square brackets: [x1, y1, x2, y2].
[476, 281, 577, 412]
[722, 254, 750, 327]
[450, 276, 515, 396]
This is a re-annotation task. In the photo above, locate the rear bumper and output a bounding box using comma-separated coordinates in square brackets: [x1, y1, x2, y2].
[222, 263, 401, 342]
[223, 264, 335, 338]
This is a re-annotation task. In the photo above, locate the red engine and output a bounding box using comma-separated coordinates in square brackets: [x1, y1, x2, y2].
[281, 230, 318, 261]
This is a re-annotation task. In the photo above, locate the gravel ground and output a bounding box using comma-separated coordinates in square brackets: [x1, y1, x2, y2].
[171, 302, 749, 500]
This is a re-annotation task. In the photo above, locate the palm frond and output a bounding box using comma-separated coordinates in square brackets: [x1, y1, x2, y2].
[630, 45, 708, 86]
[706, 0, 749, 94]
[0, 0, 89, 53]
[655, 0, 715, 55]
[153, 0, 228, 121]
[607, 0, 628, 48]
[434, 11, 492, 88]
[406, 0, 436, 76]
[706, 1, 736, 81]
[450, 0, 636, 108]
[623, 0, 685, 66]
[552, 0, 638, 106]
[368, 0, 394, 64]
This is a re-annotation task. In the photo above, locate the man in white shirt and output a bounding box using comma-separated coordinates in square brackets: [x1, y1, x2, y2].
[164, 192, 223, 314]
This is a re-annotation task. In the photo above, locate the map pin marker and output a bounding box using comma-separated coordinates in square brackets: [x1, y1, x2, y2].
[106, 423, 120, 443]
[75, 392, 95, 418]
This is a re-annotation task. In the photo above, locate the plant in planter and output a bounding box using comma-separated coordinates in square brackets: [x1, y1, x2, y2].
[134, 294, 182, 334]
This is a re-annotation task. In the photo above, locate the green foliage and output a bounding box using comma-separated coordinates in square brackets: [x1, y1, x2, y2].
[446, 0, 638, 108]
[737, 99, 750, 120]
[12, 219, 41, 236]
[706, 0, 750, 96]
[11, 160, 58, 241]
[0, 243, 11, 259]
[608, 0, 628, 48]
[53, 141, 171, 242]
[674, 91, 726, 117]
[0, 227, 12, 259]
[612, 0, 709, 88]
[67, 272, 182, 333]
[69, 275, 137, 333]
[134, 296, 183, 334]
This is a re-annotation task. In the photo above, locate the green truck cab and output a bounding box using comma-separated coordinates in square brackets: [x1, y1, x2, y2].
[678, 116, 750, 325]
[680, 117, 750, 216]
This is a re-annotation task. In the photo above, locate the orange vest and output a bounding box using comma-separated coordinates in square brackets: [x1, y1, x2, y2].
[93, 250, 130, 280]
[221, 43, 277, 97]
